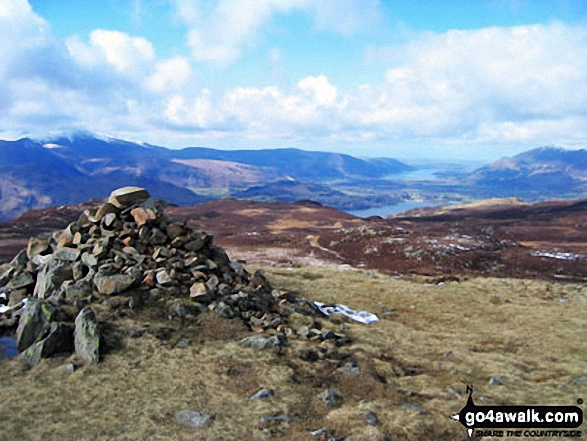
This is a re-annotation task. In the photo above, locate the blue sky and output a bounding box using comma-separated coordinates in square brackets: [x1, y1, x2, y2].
[1, 0, 587, 160]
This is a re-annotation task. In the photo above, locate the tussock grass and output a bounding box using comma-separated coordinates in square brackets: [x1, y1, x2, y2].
[0, 267, 585, 440]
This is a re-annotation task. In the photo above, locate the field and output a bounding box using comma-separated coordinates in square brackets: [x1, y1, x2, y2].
[1, 265, 585, 441]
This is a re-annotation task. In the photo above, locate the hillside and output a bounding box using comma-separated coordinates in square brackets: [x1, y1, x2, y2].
[466, 146, 587, 197]
[0, 192, 585, 440]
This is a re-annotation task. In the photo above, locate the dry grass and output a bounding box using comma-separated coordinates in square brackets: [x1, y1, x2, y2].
[1, 266, 586, 440]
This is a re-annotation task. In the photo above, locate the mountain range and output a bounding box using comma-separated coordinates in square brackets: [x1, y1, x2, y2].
[0, 134, 412, 220]
[1, 134, 586, 220]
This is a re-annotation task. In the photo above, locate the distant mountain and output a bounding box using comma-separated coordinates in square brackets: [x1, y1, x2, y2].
[158, 146, 413, 180]
[0, 134, 413, 219]
[467, 146, 587, 197]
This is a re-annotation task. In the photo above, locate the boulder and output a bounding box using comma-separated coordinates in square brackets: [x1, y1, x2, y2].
[130, 207, 157, 227]
[21, 322, 74, 366]
[16, 299, 56, 352]
[93, 267, 140, 295]
[107, 187, 150, 208]
[34, 260, 73, 299]
[74, 308, 100, 364]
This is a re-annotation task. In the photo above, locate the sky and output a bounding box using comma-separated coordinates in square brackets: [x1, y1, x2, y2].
[1, 0, 587, 160]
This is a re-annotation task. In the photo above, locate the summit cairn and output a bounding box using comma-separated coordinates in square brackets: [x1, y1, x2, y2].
[0, 187, 346, 365]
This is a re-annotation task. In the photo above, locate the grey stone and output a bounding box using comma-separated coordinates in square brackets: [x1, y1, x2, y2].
[248, 388, 274, 400]
[400, 403, 429, 415]
[10, 250, 29, 269]
[16, 299, 56, 352]
[74, 307, 100, 364]
[175, 338, 189, 348]
[81, 252, 98, 267]
[206, 275, 219, 291]
[489, 376, 506, 386]
[365, 410, 378, 426]
[311, 428, 328, 437]
[34, 260, 73, 299]
[64, 279, 93, 300]
[174, 410, 212, 428]
[107, 187, 150, 209]
[8, 272, 35, 290]
[318, 389, 343, 409]
[337, 362, 360, 376]
[156, 270, 172, 286]
[260, 414, 291, 425]
[571, 376, 587, 385]
[53, 247, 80, 262]
[21, 322, 74, 366]
[240, 335, 282, 350]
[93, 269, 139, 295]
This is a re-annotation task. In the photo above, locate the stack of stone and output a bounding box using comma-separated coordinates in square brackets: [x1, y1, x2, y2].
[0, 187, 347, 366]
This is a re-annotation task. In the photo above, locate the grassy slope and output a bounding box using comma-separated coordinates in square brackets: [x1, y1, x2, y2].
[0, 266, 585, 441]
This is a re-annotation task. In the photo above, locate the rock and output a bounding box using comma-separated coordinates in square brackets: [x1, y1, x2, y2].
[26, 237, 50, 260]
[74, 307, 100, 364]
[34, 260, 73, 299]
[318, 389, 343, 408]
[189, 282, 208, 299]
[156, 270, 172, 286]
[64, 280, 93, 300]
[175, 338, 189, 348]
[7, 272, 35, 290]
[93, 269, 139, 295]
[107, 187, 150, 209]
[337, 361, 360, 376]
[53, 247, 81, 262]
[130, 207, 157, 226]
[240, 335, 282, 350]
[248, 388, 274, 400]
[489, 376, 506, 386]
[365, 410, 378, 426]
[400, 403, 429, 415]
[174, 410, 212, 428]
[81, 252, 98, 268]
[571, 376, 587, 385]
[9, 250, 28, 269]
[260, 414, 292, 425]
[21, 322, 74, 366]
[16, 299, 56, 352]
[311, 428, 328, 437]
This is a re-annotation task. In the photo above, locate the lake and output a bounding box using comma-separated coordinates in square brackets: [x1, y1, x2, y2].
[348, 201, 432, 218]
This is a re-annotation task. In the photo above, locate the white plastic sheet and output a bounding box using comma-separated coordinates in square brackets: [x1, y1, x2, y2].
[314, 301, 379, 324]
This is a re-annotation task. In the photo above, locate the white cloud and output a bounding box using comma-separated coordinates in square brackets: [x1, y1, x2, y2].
[67, 30, 155, 76]
[174, 0, 382, 65]
[297, 75, 338, 107]
[2, 1, 587, 158]
[145, 56, 194, 92]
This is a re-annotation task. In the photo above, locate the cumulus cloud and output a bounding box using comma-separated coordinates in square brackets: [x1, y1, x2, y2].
[2, 0, 587, 156]
[348, 21, 587, 145]
[174, 0, 382, 65]
[67, 30, 155, 76]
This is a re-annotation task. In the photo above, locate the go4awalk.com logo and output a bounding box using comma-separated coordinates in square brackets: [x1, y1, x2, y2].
[451, 386, 584, 438]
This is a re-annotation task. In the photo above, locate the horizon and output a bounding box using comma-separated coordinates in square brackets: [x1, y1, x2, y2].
[1, 1, 586, 161]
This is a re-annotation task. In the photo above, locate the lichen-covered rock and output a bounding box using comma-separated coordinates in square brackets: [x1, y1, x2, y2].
[16, 299, 56, 352]
[21, 322, 74, 366]
[74, 307, 100, 364]
[34, 260, 73, 299]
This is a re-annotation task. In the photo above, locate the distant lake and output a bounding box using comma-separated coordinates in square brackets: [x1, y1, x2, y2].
[348, 201, 432, 218]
